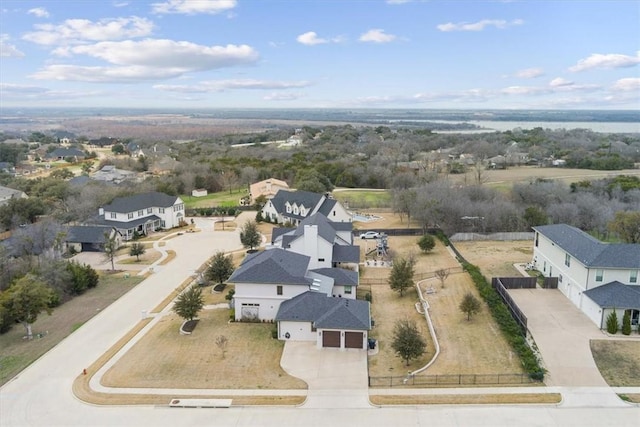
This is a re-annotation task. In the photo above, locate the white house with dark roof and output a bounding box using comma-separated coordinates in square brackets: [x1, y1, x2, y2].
[261, 189, 351, 225]
[94, 191, 184, 240]
[532, 224, 640, 330]
[0, 185, 28, 206]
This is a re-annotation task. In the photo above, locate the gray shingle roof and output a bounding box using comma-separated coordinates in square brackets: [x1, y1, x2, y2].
[316, 198, 337, 216]
[66, 225, 115, 244]
[103, 192, 179, 213]
[273, 212, 353, 245]
[228, 248, 311, 285]
[583, 281, 640, 309]
[310, 268, 358, 286]
[276, 291, 370, 330]
[332, 245, 360, 263]
[94, 215, 161, 229]
[0, 185, 25, 201]
[46, 147, 86, 159]
[534, 224, 640, 269]
[269, 189, 324, 221]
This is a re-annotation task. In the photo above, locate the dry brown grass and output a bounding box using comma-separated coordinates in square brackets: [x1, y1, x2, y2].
[204, 284, 234, 305]
[369, 393, 561, 405]
[364, 237, 524, 379]
[159, 250, 177, 265]
[101, 309, 307, 390]
[590, 340, 640, 386]
[214, 221, 237, 231]
[118, 250, 162, 265]
[454, 240, 533, 277]
[1, 273, 143, 386]
[620, 394, 640, 403]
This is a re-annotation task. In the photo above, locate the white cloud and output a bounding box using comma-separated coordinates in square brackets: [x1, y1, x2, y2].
[30, 40, 259, 82]
[569, 52, 640, 72]
[437, 19, 523, 32]
[152, 0, 236, 15]
[359, 29, 396, 43]
[0, 83, 49, 94]
[296, 31, 327, 46]
[0, 34, 24, 57]
[549, 77, 573, 87]
[0, 83, 104, 101]
[154, 79, 310, 93]
[611, 77, 640, 92]
[28, 7, 50, 18]
[263, 92, 305, 101]
[501, 85, 546, 95]
[113, 2, 130, 7]
[515, 68, 544, 78]
[23, 16, 154, 45]
[386, 0, 412, 4]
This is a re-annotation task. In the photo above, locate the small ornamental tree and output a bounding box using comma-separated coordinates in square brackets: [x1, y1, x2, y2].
[417, 234, 436, 253]
[206, 251, 235, 285]
[435, 268, 450, 289]
[622, 310, 632, 335]
[240, 220, 261, 251]
[391, 319, 426, 366]
[4, 275, 55, 339]
[606, 310, 618, 334]
[129, 242, 146, 261]
[215, 335, 229, 359]
[389, 257, 415, 297]
[173, 286, 204, 322]
[103, 232, 118, 270]
[459, 292, 481, 321]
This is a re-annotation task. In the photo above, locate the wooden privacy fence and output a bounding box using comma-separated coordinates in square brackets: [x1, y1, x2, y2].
[369, 373, 541, 388]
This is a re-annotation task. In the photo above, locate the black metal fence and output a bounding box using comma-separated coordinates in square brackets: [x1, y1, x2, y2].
[360, 267, 464, 286]
[369, 373, 541, 388]
[492, 278, 528, 331]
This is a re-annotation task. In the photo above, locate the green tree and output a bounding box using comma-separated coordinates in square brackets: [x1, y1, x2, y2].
[206, 251, 235, 285]
[239, 220, 261, 251]
[459, 292, 481, 321]
[608, 211, 640, 243]
[3, 275, 55, 339]
[103, 232, 119, 270]
[523, 206, 548, 229]
[129, 242, 146, 261]
[606, 310, 618, 334]
[111, 143, 125, 155]
[50, 168, 74, 179]
[173, 286, 204, 322]
[622, 310, 632, 335]
[389, 257, 415, 297]
[417, 234, 435, 253]
[391, 319, 426, 366]
[66, 261, 99, 295]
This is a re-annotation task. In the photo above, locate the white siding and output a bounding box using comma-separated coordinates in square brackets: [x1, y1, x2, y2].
[233, 282, 308, 321]
[332, 284, 356, 299]
[581, 295, 605, 328]
[278, 321, 317, 341]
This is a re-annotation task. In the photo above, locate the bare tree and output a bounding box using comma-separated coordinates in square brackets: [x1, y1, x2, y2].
[435, 268, 450, 289]
[215, 335, 229, 359]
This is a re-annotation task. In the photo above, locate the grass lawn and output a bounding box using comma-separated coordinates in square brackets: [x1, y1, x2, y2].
[364, 237, 524, 382]
[332, 189, 391, 209]
[454, 240, 534, 277]
[101, 308, 306, 390]
[117, 250, 162, 265]
[0, 272, 144, 386]
[590, 340, 640, 386]
[181, 189, 248, 209]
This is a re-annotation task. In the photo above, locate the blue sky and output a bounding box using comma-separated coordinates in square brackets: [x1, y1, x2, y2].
[1, 0, 639, 109]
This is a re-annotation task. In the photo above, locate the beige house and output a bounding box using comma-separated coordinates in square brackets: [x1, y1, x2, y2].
[249, 178, 289, 204]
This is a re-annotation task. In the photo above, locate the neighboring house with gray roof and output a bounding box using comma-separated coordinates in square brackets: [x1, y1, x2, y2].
[92, 191, 184, 240]
[261, 189, 351, 225]
[0, 185, 27, 206]
[532, 224, 640, 330]
[65, 225, 121, 253]
[45, 147, 86, 161]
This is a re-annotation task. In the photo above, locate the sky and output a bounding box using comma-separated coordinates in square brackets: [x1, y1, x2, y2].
[0, 0, 639, 110]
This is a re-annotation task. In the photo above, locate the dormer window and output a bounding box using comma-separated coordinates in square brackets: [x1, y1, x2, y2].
[300, 207, 306, 216]
[293, 206, 299, 215]
[285, 202, 292, 213]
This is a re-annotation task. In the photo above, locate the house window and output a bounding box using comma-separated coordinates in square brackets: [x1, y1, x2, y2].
[535, 233, 539, 247]
[631, 270, 638, 284]
[138, 210, 143, 217]
[110, 212, 116, 219]
[318, 258, 325, 262]
[595, 269, 603, 282]
[128, 213, 134, 219]
[147, 208, 152, 214]
[276, 285, 283, 296]
[559, 275, 563, 283]
[565, 254, 571, 267]
[159, 208, 165, 214]
[173, 204, 183, 212]
[344, 286, 352, 295]
[628, 309, 639, 326]
[543, 261, 546, 272]
[286, 204, 292, 213]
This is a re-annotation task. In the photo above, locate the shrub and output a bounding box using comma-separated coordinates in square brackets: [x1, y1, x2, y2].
[605, 310, 618, 334]
[229, 309, 235, 321]
[417, 234, 436, 253]
[365, 292, 372, 302]
[621, 310, 631, 335]
[271, 326, 278, 339]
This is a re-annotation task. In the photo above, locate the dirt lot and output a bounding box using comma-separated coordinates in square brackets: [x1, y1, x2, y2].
[590, 340, 640, 387]
[454, 240, 534, 277]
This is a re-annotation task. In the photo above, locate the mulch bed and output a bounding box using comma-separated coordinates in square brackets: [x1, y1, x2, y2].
[182, 319, 199, 333]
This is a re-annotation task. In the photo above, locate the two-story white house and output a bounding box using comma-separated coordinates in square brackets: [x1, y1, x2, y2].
[261, 189, 351, 225]
[532, 224, 640, 330]
[95, 191, 185, 240]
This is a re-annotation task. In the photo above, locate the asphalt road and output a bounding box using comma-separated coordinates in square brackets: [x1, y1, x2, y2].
[1, 219, 639, 426]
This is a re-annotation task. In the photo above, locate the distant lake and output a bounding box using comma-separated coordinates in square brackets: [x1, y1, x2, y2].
[432, 120, 640, 134]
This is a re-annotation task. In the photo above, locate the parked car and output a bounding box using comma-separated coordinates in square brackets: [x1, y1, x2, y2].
[360, 231, 380, 239]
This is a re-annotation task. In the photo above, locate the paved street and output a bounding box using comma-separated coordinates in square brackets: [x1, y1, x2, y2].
[1, 223, 639, 426]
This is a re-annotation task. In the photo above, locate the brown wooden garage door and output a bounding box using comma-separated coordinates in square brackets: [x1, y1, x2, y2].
[345, 332, 363, 349]
[322, 331, 340, 348]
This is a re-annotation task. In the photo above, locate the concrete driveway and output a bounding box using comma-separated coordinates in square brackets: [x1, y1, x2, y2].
[508, 288, 609, 387]
[280, 341, 370, 408]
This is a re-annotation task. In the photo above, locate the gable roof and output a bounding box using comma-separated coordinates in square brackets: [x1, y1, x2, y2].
[269, 189, 324, 220]
[66, 225, 116, 244]
[332, 245, 360, 263]
[583, 281, 640, 310]
[46, 147, 85, 159]
[310, 268, 358, 286]
[316, 198, 338, 217]
[273, 212, 353, 245]
[0, 185, 26, 201]
[228, 248, 311, 285]
[102, 191, 179, 213]
[534, 224, 640, 269]
[276, 291, 370, 330]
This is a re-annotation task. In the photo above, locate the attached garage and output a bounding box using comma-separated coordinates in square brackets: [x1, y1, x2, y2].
[344, 331, 364, 349]
[322, 330, 341, 348]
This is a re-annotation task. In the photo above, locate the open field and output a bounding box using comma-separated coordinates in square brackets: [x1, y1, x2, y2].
[590, 340, 640, 387]
[454, 240, 534, 277]
[0, 272, 143, 386]
[181, 190, 248, 209]
[364, 236, 525, 381]
[101, 308, 306, 390]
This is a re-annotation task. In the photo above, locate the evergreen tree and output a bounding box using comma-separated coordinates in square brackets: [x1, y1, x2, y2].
[391, 319, 426, 366]
[206, 252, 235, 285]
[389, 257, 415, 297]
[459, 292, 481, 321]
[173, 286, 204, 322]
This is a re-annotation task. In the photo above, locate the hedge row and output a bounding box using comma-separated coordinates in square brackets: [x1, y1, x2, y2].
[462, 262, 545, 380]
